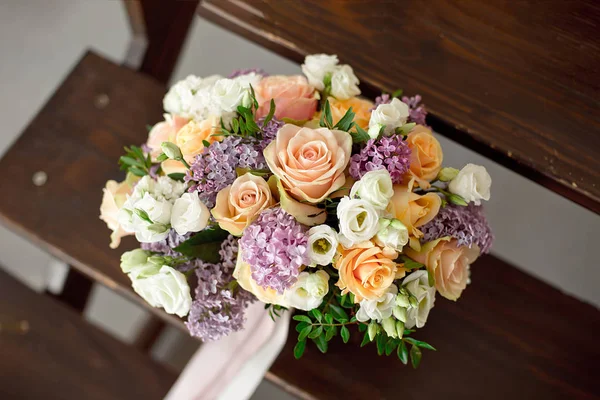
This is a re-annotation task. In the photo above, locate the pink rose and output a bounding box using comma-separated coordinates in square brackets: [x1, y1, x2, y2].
[405, 237, 480, 301]
[255, 75, 318, 121]
[99, 175, 139, 248]
[145, 114, 189, 160]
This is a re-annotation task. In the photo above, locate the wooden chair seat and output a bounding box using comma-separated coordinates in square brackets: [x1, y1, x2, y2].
[0, 268, 176, 400]
[0, 51, 597, 399]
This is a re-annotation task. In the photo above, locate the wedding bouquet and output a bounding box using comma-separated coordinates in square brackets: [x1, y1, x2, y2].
[100, 54, 493, 367]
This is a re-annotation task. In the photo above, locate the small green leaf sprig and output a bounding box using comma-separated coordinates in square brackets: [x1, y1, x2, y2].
[217, 86, 276, 140]
[319, 99, 370, 144]
[119, 145, 153, 177]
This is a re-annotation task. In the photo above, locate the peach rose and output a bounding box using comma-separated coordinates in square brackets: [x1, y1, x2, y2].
[233, 250, 288, 306]
[387, 185, 441, 240]
[99, 174, 139, 248]
[405, 237, 480, 301]
[405, 125, 443, 188]
[335, 241, 402, 302]
[146, 114, 189, 160]
[328, 97, 374, 130]
[255, 75, 318, 121]
[264, 124, 352, 203]
[211, 173, 275, 236]
[174, 116, 220, 163]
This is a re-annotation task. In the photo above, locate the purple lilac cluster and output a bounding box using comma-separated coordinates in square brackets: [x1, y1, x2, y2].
[240, 208, 309, 294]
[420, 204, 494, 254]
[371, 93, 428, 126]
[185, 136, 267, 208]
[402, 95, 428, 126]
[185, 236, 255, 341]
[349, 135, 412, 184]
[256, 117, 284, 151]
[141, 230, 191, 257]
[227, 68, 268, 79]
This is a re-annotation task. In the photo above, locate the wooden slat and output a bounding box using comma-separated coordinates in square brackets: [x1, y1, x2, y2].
[0, 51, 180, 327]
[0, 268, 176, 399]
[269, 255, 600, 399]
[198, 0, 600, 214]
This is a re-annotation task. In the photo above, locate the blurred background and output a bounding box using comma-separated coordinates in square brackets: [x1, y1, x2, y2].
[0, 1, 598, 398]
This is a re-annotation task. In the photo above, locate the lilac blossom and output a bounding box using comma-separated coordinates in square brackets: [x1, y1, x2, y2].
[349, 135, 412, 184]
[240, 208, 309, 294]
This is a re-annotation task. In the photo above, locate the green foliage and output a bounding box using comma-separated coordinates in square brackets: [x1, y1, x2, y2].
[262, 99, 276, 127]
[294, 340, 306, 359]
[398, 255, 425, 270]
[119, 145, 153, 177]
[318, 99, 370, 144]
[173, 226, 230, 263]
[168, 172, 186, 182]
[264, 304, 287, 321]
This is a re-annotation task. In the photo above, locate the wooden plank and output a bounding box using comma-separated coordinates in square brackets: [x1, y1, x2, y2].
[0, 268, 176, 399]
[0, 51, 181, 327]
[267, 254, 600, 399]
[198, 0, 600, 214]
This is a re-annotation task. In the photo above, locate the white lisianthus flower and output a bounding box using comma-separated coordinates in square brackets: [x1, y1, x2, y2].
[131, 265, 192, 317]
[330, 64, 361, 100]
[381, 317, 404, 339]
[307, 225, 338, 266]
[369, 97, 410, 137]
[301, 54, 339, 90]
[171, 192, 210, 235]
[356, 284, 398, 322]
[120, 249, 151, 274]
[350, 169, 394, 210]
[402, 270, 436, 329]
[211, 78, 250, 112]
[284, 270, 330, 311]
[337, 196, 380, 247]
[448, 163, 492, 205]
[374, 218, 409, 252]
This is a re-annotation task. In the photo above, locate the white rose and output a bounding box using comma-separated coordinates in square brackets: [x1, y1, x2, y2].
[131, 265, 192, 317]
[301, 54, 339, 90]
[356, 284, 398, 322]
[368, 98, 410, 136]
[211, 78, 249, 112]
[337, 196, 380, 247]
[307, 225, 338, 266]
[171, 192, 210, 235]
[350, 169, 394, 210]
[330, 64, 360, 100]
[374, 218, 409, 252]
[284, 270, 329, 311]
[448, 163, 492, 205]
[402, 270, 436, 329]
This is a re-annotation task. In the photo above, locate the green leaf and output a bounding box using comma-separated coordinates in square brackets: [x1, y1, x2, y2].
[292, 315, 312, 324]
[398, 255, 425, 270]
[398, 341, 408, 364]
[313, 334, 328, 353]
[325, 326, 336, 341]
[324, 100, 333, 128]
[295, 322, 308, 333]
[308, 325, 323, 339]
[281, 117, 308, 125]
[134, 208, 153, 224]
[376, 334, 385, 356]
[360, 331, 371, 347]
[156, 153, 168, 162]
[168, 173, 186, 182]
[385, 339, 396, 356]
[263, 99, 276, 127]
[119, 156, 145, 168]
[329, 304, 349, 322]
[298, 325, 313, 341]
[340, 326, 350, 344]
[146, 124, 154, 132]
[333, 107, 355, 131]
[324, 313, 333, 325]
[309, 309, 323, 322]
[404, 338, 437, 351]
[202, 139, 211, 148]
[427, 269, 436, 287]
[129, 167, 147, 177]
[293, 340, 306, 359]
[130, 145, 145, 161]
[358, 323, 367, 333]
[173, 227, 230, 263]
[392, 89, 404, 98]
[410, 345, 422, 369]
[350, 124, 370, 144]
[448, 193, 468, 206]
[232, 118, 239, 134]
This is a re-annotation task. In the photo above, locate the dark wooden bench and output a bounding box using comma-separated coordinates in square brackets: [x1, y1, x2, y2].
[0, 268, 176, 399]
[0, 51, 598, 400]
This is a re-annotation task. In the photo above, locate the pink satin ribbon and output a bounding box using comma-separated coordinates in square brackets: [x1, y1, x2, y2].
[165, 302, 290, 400]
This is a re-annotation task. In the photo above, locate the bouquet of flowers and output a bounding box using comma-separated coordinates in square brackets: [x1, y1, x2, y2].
[100, 54, 493, 367]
